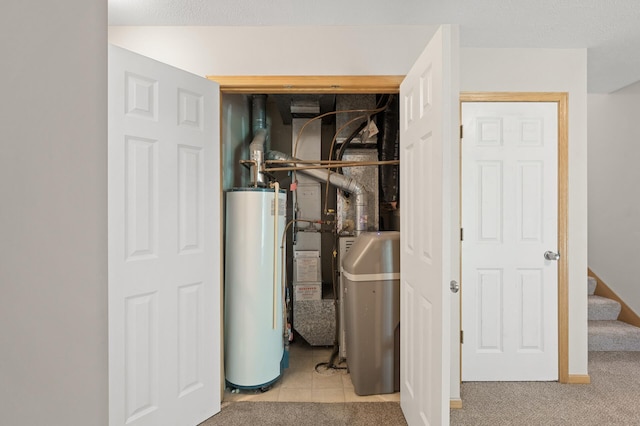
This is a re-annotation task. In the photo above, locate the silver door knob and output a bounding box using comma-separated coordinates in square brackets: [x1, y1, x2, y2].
[544, 251, 560, 261]
[450, 280, 459, 293]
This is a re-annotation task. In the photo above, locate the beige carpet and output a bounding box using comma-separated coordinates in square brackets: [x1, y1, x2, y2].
[199, 401, 406, 425]
[201, 352, 640, 425]
[451, 351, 640, 425]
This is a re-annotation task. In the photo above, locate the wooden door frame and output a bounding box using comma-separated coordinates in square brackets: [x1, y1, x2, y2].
[459, 92, 577, 384]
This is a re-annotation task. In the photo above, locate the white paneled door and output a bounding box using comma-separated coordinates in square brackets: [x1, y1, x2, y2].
[400, 25, 459, 426]
[461, 102, 558, 381]
[108, 45, 221, 426]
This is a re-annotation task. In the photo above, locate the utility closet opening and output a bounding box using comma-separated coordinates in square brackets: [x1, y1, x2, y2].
[221, 92, 402, 402]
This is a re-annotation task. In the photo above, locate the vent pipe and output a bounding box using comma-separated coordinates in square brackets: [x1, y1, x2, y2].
[266, 150, 368, 234]
[250, 95, 268, 187]
[249, 129, 267, 187]
[252, 94, 268, 135]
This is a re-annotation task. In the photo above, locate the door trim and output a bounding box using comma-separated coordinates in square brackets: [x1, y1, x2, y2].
[460, 92, 571, 384]
[208, 75, 403, 94]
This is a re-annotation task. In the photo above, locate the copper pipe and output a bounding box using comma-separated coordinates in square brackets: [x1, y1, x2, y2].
[264, 160, 399, 173]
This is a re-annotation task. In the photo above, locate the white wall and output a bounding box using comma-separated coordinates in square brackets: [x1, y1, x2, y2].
[588, 82, 640, 314]
[108, 26, 438, 77]
[461, 48, 589, 376]
[0, 1, 108, 425]
[108, 27, 589, 387]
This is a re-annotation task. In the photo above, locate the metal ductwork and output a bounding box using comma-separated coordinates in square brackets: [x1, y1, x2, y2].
[252, 94, 267, 135]
[250, 95, 268, 187]
[249, 129, 267, 187]
[266, 150, 368, 234]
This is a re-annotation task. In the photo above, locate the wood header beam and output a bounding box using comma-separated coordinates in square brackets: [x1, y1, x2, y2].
[206, 75, 403, 94]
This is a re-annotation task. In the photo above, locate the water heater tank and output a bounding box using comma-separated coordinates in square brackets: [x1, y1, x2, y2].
[224, 187, 286, 389]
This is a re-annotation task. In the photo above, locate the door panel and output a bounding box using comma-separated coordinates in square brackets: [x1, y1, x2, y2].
[400, 25, 459, 426]
[461, 102, 558, 381]
[108, 45, 221, 426]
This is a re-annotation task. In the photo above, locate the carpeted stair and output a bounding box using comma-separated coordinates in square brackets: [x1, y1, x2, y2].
[588, 276, 640, 351]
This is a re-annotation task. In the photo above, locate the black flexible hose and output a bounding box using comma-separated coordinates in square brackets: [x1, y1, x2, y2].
[379, 94, 399, 204]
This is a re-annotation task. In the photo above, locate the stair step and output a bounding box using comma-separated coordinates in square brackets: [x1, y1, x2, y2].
[588, 276, 597, 295]
[588, 320, 640, 351]
[588, 295, 621, 320]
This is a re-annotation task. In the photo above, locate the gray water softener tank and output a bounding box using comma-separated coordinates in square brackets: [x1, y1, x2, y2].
[342, 231, 400, 396]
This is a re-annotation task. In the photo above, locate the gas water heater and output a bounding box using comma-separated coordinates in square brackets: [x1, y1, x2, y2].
[224, 187, 287, 389]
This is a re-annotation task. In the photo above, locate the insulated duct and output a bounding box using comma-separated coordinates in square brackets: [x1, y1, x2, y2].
[266, 150, 368, 234]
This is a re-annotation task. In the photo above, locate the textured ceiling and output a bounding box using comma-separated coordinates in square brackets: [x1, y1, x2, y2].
[108, 0, 640, 93]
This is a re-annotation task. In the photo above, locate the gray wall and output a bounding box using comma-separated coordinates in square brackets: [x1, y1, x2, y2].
[588, 82, 640, 313]
[0, 1, 108, 424]
[221, 94, 252, 190]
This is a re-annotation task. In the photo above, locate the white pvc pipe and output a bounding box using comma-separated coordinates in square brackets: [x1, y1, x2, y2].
[272, 182, 280, 329]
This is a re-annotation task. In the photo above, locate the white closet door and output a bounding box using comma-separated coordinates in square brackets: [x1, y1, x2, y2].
[400, 25, 459, 426]
[461, 102, 558, 381]
[108, 45, 221, 426]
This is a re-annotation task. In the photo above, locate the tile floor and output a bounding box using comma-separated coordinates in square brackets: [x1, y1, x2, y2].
[223, 340, 400, 403]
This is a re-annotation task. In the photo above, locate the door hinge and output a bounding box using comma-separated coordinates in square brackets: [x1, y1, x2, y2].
[460, 228, 464, 241]
[460, 124, 463, 139]
[460, 330, 464, 344]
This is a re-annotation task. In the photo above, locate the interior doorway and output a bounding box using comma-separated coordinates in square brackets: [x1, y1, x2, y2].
[215, 76, 403, 404]
[459, 92, 570, 383]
